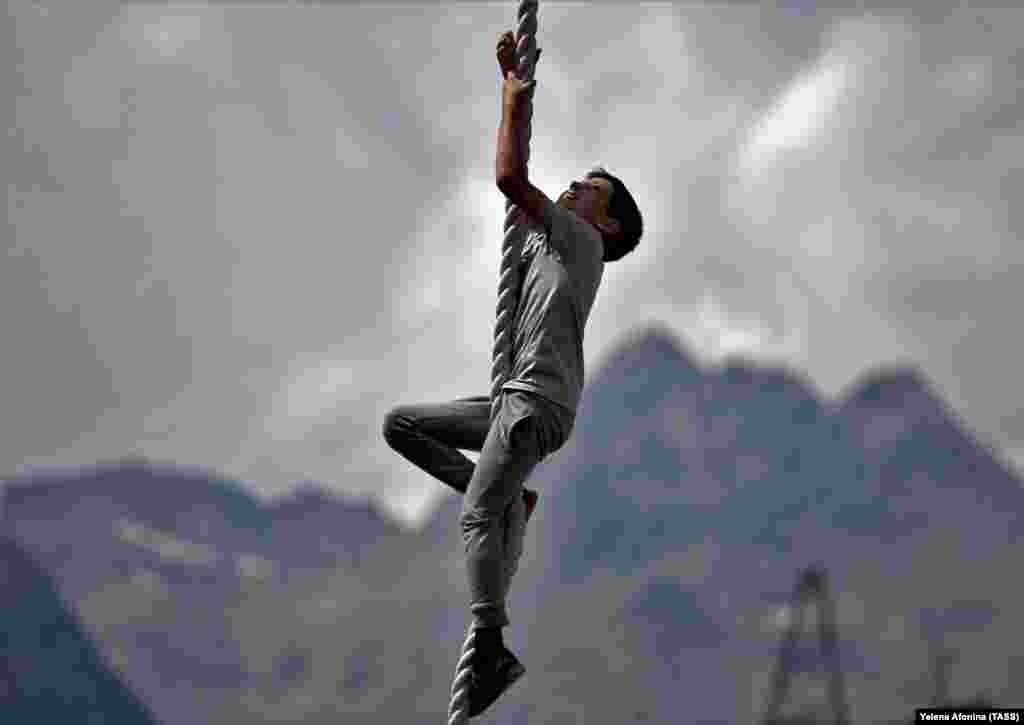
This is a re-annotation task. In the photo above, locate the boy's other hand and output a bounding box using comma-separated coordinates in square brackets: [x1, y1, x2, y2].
[496, 30, 541, 79]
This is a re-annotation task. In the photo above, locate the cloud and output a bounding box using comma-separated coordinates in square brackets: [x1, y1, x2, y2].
[688, 292, 769, 364]
[268, 355, 357, 442]
[6, 3, 1023, 530]
[740, 59, 848, 178]
[936, 58, 990, 99]
[138, 14, 203, 59]
[118, 5, 237, 86]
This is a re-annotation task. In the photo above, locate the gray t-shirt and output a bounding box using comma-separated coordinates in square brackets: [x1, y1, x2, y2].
[500, 194, 605, 425]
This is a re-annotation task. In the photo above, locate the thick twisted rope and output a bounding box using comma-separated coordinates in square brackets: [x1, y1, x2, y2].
[446, 4, 540, 724]
[489, 0, 540, 426]
[446, 622, 479, 724]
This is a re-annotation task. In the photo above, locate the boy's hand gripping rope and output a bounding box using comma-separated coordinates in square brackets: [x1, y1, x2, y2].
[447, 3, 540, 724]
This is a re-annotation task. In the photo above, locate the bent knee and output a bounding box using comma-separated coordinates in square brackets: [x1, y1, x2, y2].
[460, 506, 499, 537]
[381, 405, 413, 444]
[460, 500, 510, 529]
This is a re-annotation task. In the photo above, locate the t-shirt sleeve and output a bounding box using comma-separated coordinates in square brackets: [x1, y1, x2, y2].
[540, 194, 603, 264]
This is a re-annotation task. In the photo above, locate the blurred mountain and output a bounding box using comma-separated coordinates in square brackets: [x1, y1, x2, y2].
[516, 323, 1023, 723]
[2, 460, 404, 724]
[3, 461, 401, 600]
[0, 533, 160, 724]
[1, 322, 1021, 724]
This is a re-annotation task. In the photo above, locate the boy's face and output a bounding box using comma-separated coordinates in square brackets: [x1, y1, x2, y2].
[556, 175, 613, 225]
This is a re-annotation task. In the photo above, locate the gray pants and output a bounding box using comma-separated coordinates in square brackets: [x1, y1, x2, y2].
[383, 390, 570, 629]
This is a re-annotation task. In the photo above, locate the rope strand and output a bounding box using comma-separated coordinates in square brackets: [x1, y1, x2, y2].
[489, 0, 540, 426]
[446, 623, 478, 725]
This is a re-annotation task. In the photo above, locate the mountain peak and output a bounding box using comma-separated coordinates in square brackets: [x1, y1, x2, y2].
[592, 322, 700, 379]
[625, 322, 699, 365]
[840, 365, 935, 408]
[715, 355, 823, 405]
[580, 323, 702, 420]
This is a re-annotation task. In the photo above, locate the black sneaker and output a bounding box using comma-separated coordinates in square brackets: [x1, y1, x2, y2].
[467, 645, 526, 717]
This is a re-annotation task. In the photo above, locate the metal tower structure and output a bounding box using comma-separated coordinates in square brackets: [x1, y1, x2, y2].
[761, 564, 851, 725]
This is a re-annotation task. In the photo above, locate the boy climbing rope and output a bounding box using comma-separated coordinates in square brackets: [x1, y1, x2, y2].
[382, 28, 643, 718]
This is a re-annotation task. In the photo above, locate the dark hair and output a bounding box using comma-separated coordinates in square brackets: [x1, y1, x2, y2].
[586, 166, 643, 262]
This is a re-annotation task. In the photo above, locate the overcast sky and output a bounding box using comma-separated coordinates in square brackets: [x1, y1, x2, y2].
[6, 1, 1022, 530]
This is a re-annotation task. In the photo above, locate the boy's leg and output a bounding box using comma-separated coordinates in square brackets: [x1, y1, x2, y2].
[460, 392, 551, 631]
[382, 396, 541, 523]
[382, 396, 491, 494]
